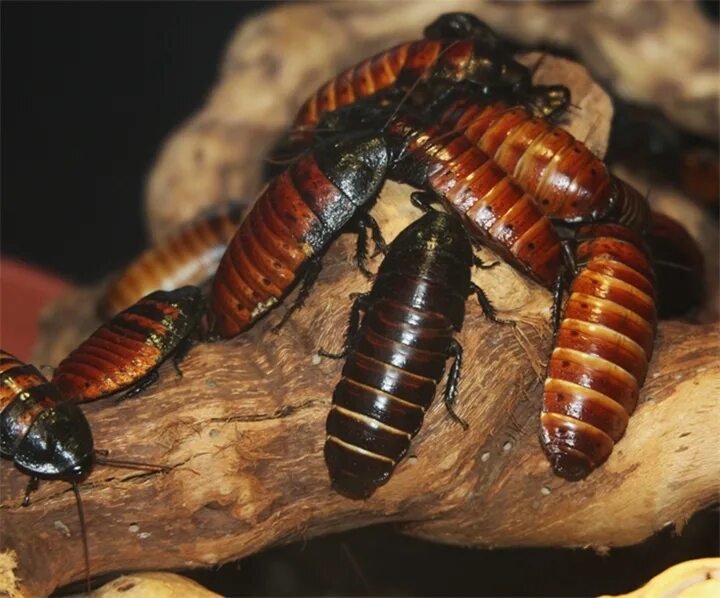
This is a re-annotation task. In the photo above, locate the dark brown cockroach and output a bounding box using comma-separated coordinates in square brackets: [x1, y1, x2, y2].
[645, 211, 705, 319]
[53, 286, 204, 402]
[98, 202, 245, 319]
[281, 13, 562, 158]
[541, 223, 657, 480]
[386, 111, 562, 288]
[1, 350, 167, 593]
[321, 211, 513, 498]
[210, 133, 389, 338]
[438, 100, 652, 232]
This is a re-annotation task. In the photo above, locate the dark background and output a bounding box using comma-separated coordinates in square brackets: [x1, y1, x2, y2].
[3, 2, 718, 597]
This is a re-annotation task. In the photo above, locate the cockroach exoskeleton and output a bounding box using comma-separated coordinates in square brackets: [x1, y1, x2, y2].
[210, 133, 390, 338]
[98, 202, 245, 319]
[541, 223, 657, 480]
[321, 211, 514, 499]
[1, 350, 167, 593]
[438, 99, 652, 232]
[276, 16, 559, 161]
[386, 110, 563, 288]
[53, 286, 205, 402]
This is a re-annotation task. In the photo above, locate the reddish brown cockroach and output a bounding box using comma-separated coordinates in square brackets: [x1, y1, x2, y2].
[438, 100, 651, 232]
[98, 202, 244, 319]
[54, 286, 204, 402]
[386, 111, 562, 288]
[541, 223, 657, 480]
[210, 134, 389, 338]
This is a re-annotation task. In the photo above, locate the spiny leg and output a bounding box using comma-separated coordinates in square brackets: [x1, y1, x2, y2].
[353, 218, 373, 279]
[470, 283, 516, 326]
[443, 339, 469, 430]
[473, 255, 500, 270]
[318, 292, 370, 359]
[410, 190, 442, 213]
[360, 213, 388, 257]
[273, 257, 322, 332]
[21, 476, 40, 507]
[117, 369, 160, 403]
[171, 336, 194, 377]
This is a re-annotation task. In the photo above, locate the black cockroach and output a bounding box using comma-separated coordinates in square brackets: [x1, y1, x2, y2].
[98, 202, 245, 319]
[1, 350, 167, 593]
[53, 286, 204, 402]
[321, 211, 513, 498]
[210, 133, 390, 338]
[541, 223, 657, 480]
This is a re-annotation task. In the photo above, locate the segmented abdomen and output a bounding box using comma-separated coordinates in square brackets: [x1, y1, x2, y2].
[389, 117, 561, 287]
[326, 297, 456, 498]
[541, 224, 657, 480]
[0, 350, 63, 457]
[210, 154, 356, 337]
[441, 101, 651, 232]
[53, 287, 203, 401]
[99, 203, 244, 318]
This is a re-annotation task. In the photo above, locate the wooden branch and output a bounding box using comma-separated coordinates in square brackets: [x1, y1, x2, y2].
[2, 187, 719, 597]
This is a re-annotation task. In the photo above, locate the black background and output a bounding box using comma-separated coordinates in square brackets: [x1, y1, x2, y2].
[3, 2, 718, 597]
[2, 1, 267, 283]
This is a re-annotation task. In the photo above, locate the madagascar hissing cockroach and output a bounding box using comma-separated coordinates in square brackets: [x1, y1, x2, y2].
[53, 286, 204, 402]
[98, 202, 245, 319]
[1, 350, 167, 593]
[321, 211, 514, 498]
[386, 110, 562, 288]
[541, 223, 657, 480]
[280, 14, 559, 158]
[437, 99, 652, 232]
[645, 211, 705, 319]
[210, 133, 389, 338]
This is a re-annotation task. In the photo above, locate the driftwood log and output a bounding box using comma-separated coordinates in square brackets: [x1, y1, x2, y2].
[2, 185, 720, 596]
[2, 4, 719, 597]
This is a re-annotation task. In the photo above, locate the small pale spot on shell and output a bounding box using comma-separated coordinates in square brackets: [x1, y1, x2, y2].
[480, 452, 491, 462]
[311, 354, 322, 365]
[541, 486, 552, 496]
[503, 441, 513, 452]
[138, 531, 152, 540]
[407, 455, 418, 465]
[128, 523, 140, 533]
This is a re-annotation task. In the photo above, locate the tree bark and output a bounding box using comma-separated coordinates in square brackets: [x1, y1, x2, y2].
[1, 185, 719, 597]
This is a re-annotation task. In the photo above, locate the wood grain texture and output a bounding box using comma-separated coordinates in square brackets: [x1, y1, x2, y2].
[2, 186, 719, 597]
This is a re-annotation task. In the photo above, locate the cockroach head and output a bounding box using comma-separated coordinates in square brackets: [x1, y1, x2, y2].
[424, 13, 502, 52]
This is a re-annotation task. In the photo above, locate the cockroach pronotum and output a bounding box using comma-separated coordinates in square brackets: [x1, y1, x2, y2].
[321, 211, 513, 498]
[645, 211, 705, 319]
[0, 350, 167, 593]
[210, 133, 389, 338]
[541, 223, 657, 480]
[386, 111, 562, 288]
[279, 13, 567, 158]
[438, 100, 652, 232]
[98, 202, 245, 319]
[53, 286, 204, 402]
